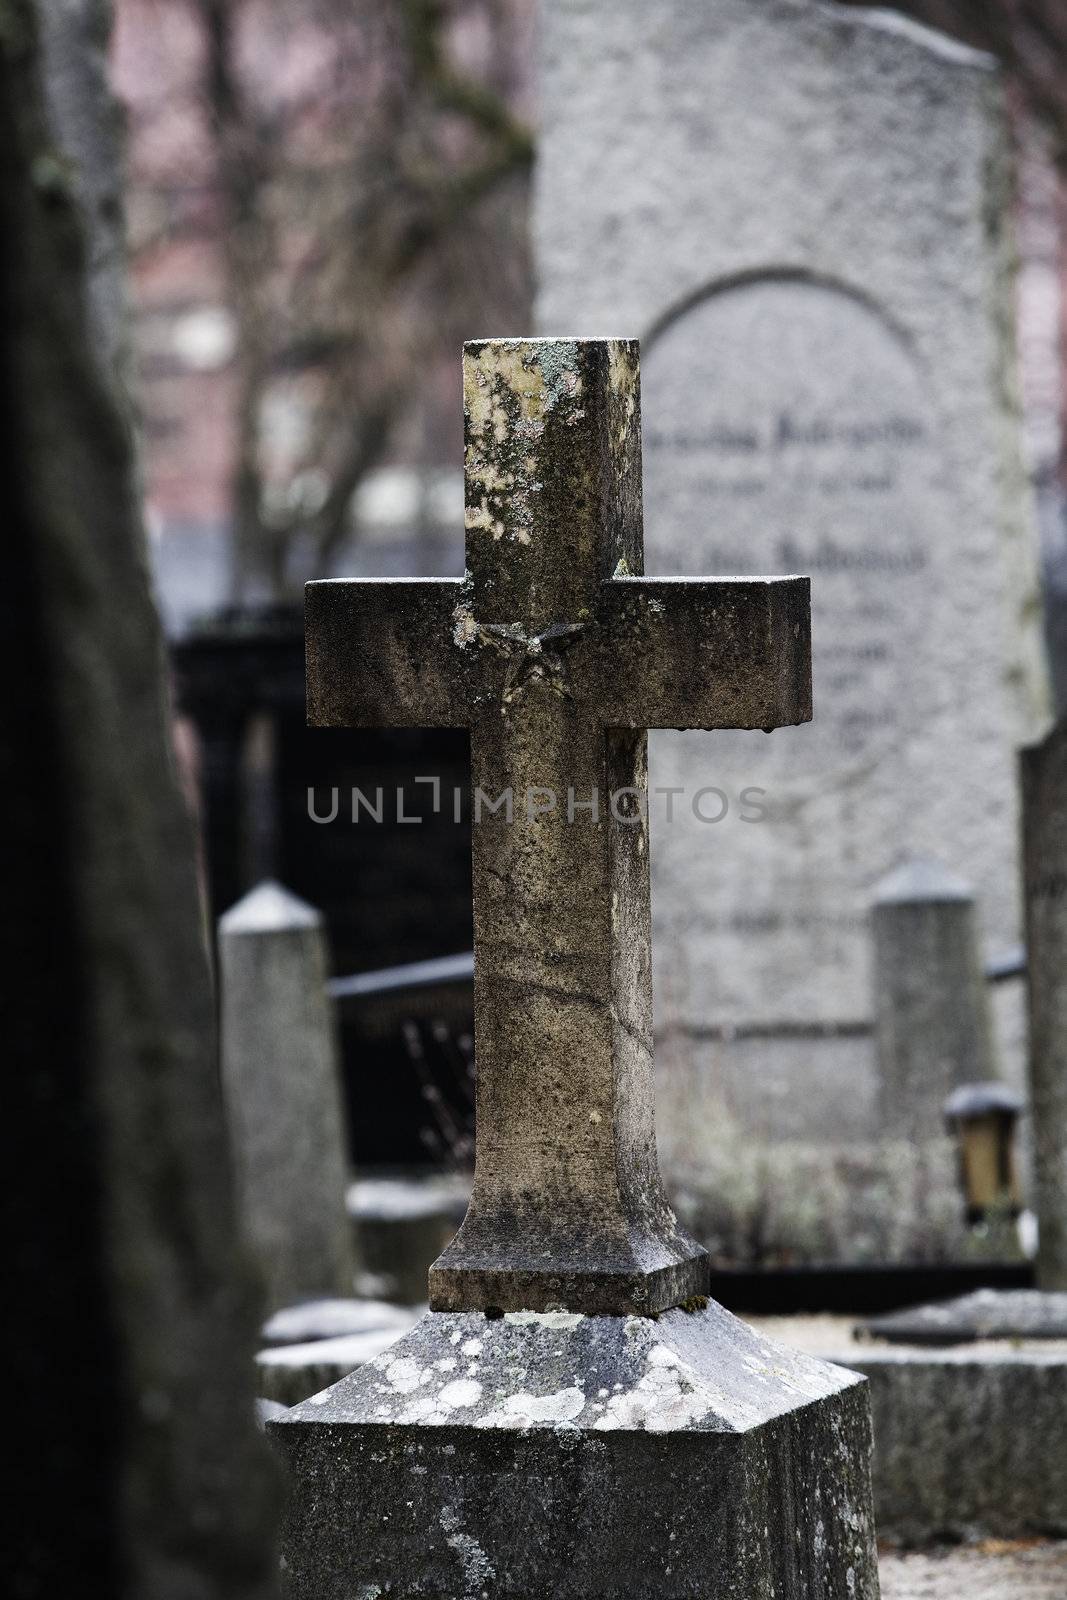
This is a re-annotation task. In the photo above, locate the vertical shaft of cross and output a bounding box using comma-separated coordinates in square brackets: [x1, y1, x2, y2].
[302, 338, 811, 1312]
[429, 340, 708, 1315]
[461, 339, 644, 623]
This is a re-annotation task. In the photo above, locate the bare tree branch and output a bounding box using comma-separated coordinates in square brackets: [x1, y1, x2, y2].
[172, 0, 533, 601]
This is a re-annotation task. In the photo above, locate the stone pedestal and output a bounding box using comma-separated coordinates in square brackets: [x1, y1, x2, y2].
[270, 1301, 878, 1599]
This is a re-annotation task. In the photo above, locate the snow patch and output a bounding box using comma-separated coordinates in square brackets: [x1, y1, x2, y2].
[504, 1310, 584, 1330]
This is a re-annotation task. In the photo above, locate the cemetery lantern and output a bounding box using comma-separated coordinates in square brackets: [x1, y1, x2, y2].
[943, 1083, 1024, 1224]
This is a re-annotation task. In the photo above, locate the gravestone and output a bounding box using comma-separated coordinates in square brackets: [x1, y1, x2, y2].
[270, 339, 879, 1598]
[535, 0, 1048, 1147]
[872, 859, 997, 1141]
[1021, 721, 1067, 1290]
[219, 880, 355, 1312]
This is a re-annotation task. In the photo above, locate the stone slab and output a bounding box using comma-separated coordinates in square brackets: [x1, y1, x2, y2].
[348, 1174, 472, 1223]
[857, 1289, 1067, 1346]
[746, 1314, 1067, 1542]
[535, 0, 1048, 1122]
[270, 1301, 878, 1598]
[858, 1346, 1067, 1544]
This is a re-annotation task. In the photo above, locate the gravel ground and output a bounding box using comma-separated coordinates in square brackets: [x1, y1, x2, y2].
[740, 1313, 861, 1357]
[879, 1541, 1067, 1598]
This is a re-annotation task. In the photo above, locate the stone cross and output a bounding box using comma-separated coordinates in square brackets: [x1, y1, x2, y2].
[306, 338, 811, 1316]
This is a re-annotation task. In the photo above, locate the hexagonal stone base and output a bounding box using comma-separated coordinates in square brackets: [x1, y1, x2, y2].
[269, 1301, 879, 1598]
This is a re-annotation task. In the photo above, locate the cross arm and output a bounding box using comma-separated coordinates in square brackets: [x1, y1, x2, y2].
[305, 578, 470, 728]
[595, 576, 812, 730]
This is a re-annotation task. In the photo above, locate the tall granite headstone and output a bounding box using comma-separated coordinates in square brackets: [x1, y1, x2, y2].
[219, 881, 354, 1312]
[270, 339, 879, 1598]
[535, 0, 1048, 1144]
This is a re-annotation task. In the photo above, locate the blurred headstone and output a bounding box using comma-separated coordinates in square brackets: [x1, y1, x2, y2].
[220, 881, 354, 1312]
[872, 859, 997, 1141]
[1021, 721, 1067, 1289]
[535, 0, 1048, 1145]
[5, 2, 278, 1590]
[348, 1173, 470, 1305]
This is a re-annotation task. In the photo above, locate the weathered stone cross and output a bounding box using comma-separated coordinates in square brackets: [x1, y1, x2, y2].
[306, 338, 810, 1316]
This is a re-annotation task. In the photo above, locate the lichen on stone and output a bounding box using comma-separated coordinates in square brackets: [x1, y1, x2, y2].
[474, 1385, 586, 1430]
[592, 1344, 712, 1434]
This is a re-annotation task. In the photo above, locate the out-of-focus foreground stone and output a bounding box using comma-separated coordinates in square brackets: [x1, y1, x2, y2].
[3, 3, 279, 1592]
